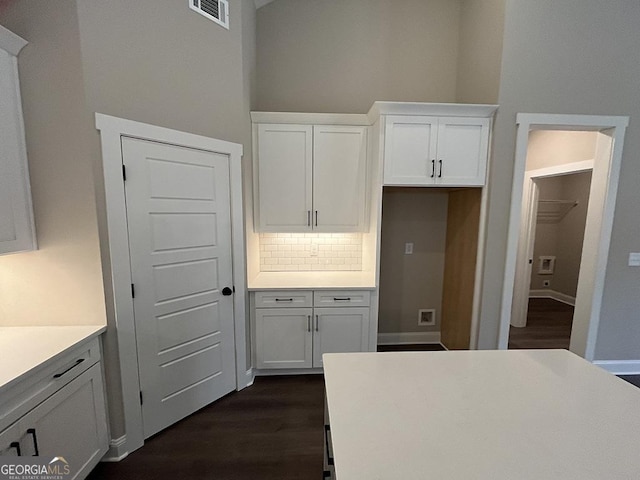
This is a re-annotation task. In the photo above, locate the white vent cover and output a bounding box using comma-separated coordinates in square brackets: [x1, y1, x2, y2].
[190, 0, 229, 29]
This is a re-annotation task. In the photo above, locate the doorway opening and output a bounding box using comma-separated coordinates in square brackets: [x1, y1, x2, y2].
[500, 114, 628, 360]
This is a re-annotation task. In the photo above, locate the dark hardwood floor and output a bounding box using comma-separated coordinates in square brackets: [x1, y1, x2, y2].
[88, 375, 325, 480]
[508, 298, 573, 349]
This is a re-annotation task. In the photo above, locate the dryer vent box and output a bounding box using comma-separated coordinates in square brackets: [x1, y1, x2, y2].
[418, 309, 436, 326]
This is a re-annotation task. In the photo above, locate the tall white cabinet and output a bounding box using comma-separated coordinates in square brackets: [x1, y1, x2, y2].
[252, 114, 368, 232]
[0, 26, 36, 255]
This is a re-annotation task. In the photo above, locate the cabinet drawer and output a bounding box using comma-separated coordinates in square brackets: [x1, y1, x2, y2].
[314, 290, 371, 307]
[255, 290, 312, 308]
[0, 338, 100, 429]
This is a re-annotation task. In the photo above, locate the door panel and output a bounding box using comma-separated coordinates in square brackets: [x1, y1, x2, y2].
[383, 115, 438, 185]
[256, 124, 313, 231]
[436, 117, 489, 186]
[313, 307, 370, 368]
[122, 137, 236, 438]
[255, 308, 313, 369]
[313, 125, 367, 231]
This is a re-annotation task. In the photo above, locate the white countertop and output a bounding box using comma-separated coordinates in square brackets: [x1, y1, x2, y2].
[248, 271, 376, 290]
[323, 350, 640, 480]
[0, 325, 106, 392]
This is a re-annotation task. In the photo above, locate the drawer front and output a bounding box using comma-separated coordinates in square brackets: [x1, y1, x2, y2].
[314, 290, 371, 307]
[0, 337, 100, 430]
[255, 290, 312, 308]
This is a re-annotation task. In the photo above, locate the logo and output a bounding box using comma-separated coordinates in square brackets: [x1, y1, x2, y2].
[0, 457, 72, 480]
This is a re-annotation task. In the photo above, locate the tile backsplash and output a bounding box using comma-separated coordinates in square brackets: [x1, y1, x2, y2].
[259, 233, 363, 272]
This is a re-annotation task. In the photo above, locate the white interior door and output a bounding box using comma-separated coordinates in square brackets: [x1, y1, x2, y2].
[122, 137, 236, 438]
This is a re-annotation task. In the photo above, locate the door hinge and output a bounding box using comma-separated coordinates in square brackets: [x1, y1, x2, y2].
[139, 391, 143, 405]
[131, 283, 135, 298]
[122, 164, 127, 181]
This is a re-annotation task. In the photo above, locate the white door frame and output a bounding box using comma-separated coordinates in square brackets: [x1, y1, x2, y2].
[511, 160, 594, 328]
[96, 114, 249, 455]
[499, 113, 628, 359]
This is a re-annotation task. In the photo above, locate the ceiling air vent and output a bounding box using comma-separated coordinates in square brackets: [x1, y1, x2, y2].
[190, 0, 229, 30]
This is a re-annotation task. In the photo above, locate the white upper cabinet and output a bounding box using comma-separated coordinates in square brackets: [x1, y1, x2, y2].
[256, 124, 313, 231]
[0, 26, 36, 255]
[253, 117, 368, 233]
[313, 125, 367, 231]
[381, 109, 493, 187]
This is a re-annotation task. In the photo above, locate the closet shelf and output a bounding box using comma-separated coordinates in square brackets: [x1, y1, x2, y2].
[537, 200, 578, 223]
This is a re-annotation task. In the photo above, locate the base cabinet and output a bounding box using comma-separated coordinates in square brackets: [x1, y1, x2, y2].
[0, 338, 108, 480]
[254, 290, 371, 370]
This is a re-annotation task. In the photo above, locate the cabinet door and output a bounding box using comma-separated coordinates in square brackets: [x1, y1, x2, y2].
[255, 124, 313, 232]
[19, 364, 108, 479]
[0, 48, 36, 255]
[255, 308, 313, 369]
[313, 307, 370, 368]
[313, 125, 368, 232]
[0, 422, 22, 456]
[435, 117, 490, 186]
[383, 115, 438, 185]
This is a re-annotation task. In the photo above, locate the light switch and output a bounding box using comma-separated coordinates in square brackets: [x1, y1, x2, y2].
[629, 252, 640, 267]
[405, 243, 414, 255]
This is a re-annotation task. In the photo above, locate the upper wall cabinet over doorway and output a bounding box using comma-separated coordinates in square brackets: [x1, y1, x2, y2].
[371, 103, 497, 187]
[252, 113, 369, 233]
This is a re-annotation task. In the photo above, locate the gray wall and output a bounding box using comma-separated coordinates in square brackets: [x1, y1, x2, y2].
[256, 0, 461, 112]
[378, 188, 447, 335]
[456, 0, 505, 104]
[477, 0, 640, 362]
[0, 1, 105, 327]
[1, 0, 257, 444]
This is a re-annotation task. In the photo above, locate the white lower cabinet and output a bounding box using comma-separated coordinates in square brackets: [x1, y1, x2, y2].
[0, 337, 108, 480]
[254, 290, 371, 370]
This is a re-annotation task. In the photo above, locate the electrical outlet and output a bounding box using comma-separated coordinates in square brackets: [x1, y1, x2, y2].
[310, 244, 318, 257]
[405, 242, 414, 255]
[543, 280, 551, 288]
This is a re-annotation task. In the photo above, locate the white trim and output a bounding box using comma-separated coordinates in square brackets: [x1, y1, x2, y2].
[593, 360, 640, 375]
[254, 368, 324, 376]
[377, 332, 442, 345]
[96, 113, 247, 454]
[529, 289, 576, 307]
[250, 111, 369, 126]
[368, 102, 497, 123]
[511, 160, 593, 328]
[244, 368, 255, 387]
[101, 435, 129, 462]
[499, 113, 629, 361]
[0, 25, 27, 56]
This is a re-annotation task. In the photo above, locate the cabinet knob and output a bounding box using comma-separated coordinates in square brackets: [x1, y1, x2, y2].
[222, 287, 233, 296]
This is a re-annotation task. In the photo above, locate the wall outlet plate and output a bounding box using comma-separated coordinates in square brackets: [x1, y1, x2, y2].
[543, 280, 551, 287]
[418, 309, 436, 326]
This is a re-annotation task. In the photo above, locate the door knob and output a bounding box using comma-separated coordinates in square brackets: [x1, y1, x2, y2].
[222, 287, 233, 296]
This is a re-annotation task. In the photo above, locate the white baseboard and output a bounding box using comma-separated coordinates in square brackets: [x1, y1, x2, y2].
[101, 435, 129, 462]
[240, 368, 254, 389]
[593, 360, 640, 375]
[377, 332, 441, 345]
[254, 368, 324, 376]
[529, 289, 576, 306]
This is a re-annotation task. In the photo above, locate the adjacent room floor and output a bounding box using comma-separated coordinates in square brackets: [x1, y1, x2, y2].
[508, 297, 573, 350]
